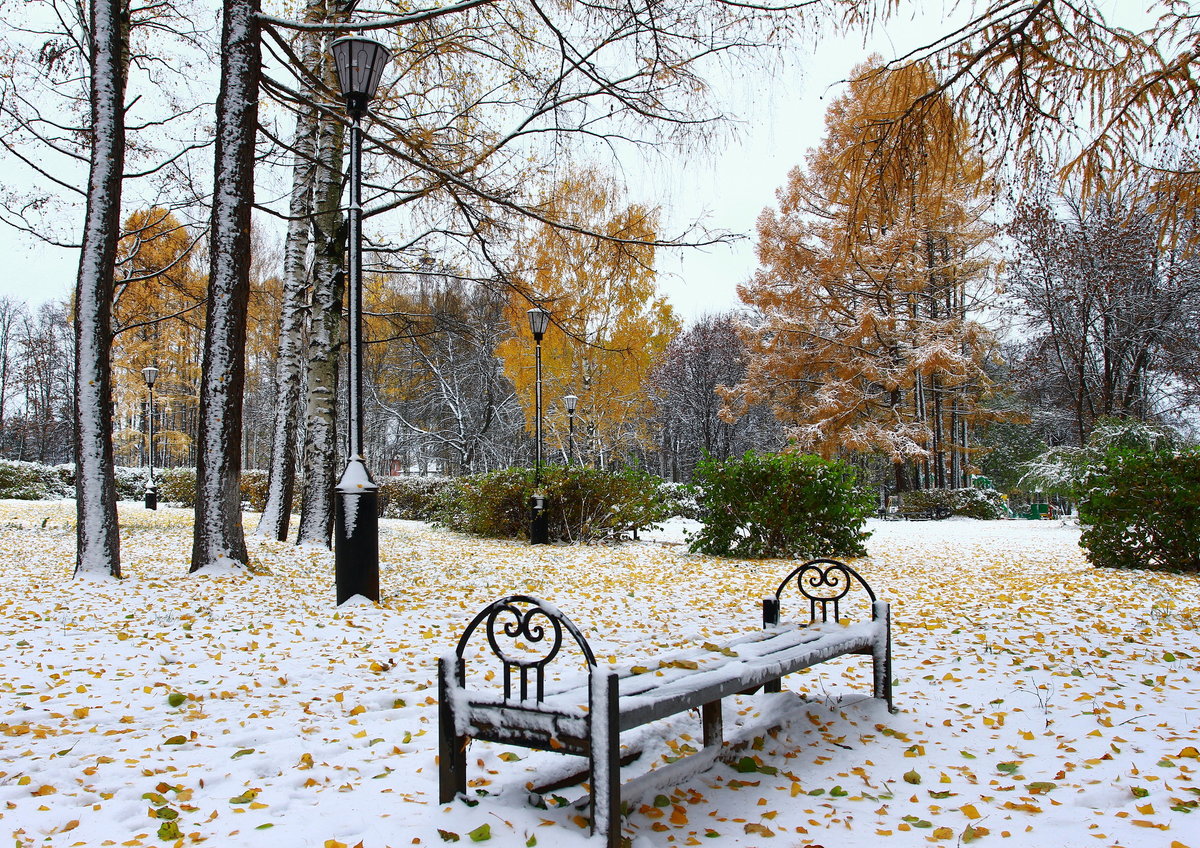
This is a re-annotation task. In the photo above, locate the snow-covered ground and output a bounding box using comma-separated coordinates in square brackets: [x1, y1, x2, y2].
[1, 502, 1197, 847]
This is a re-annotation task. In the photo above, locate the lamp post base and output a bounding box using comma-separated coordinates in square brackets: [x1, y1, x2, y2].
[144, 486, 157, 511]
[529, 493, 548, 545]
[334, 458, 380, 604]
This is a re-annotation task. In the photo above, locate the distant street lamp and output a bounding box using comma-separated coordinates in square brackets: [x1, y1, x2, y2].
[563, 394, 578, 464]
[528, 306, 550, 544]
[142, 366, 159, 510]
[331, 34, 391, 604]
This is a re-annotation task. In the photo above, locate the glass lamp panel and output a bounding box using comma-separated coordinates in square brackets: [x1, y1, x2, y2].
[527, 307, 550, 338]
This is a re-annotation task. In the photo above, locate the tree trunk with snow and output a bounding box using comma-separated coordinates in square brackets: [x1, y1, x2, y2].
[255, 7, 325, 542]
[190, 0, 261, 572]
[73, 0, 129, 579]
[295, 105, 345, 548]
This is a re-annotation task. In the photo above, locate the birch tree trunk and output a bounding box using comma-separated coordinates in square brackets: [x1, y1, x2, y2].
[190, 0, 261, 572]
[295, 103, 345, 548]
[74, 0, 128, 578]
[255, 3, 325, 542]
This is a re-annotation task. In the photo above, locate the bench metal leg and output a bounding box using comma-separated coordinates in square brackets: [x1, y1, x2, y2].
[702, 700, 722, 747]
[872, 601, 895, 712]
[589, 669, 621, 847]
[438, 654, 467, 803]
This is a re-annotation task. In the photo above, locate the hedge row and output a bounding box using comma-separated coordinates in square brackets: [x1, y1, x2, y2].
[432, 465, 669, 543]
[0, 459, 149, 501]
[900, 487, 1007, 520]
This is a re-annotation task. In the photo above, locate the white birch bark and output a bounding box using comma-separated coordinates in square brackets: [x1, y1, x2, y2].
[255, 1, 326, 542]
[73, 0, 128, 578]
[295, 102, 345, 548]
[190, 0, 260, 571]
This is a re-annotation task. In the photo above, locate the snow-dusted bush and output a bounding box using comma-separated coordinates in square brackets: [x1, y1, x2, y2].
[240, 470, 268, 511]
[688, 451, 873, 559]
[1079, 447, 1200, 571]
[377, 476, 453, 520]
[158, 467, 197, 506]
[113, 466, 151, 500]
[0, 459, 72, 500]
[434, 466, 667, 543]
[433, 468, 527, 537]
[53, 467, 150, 501]
[1020, 417, 1178, 497]
[657, 480, 704, 520]
[901, 487, 1006, 520]
[159, 467, 268, 510]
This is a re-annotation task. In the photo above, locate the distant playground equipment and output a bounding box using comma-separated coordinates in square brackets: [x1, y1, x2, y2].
[1022, 502, 1055, 520]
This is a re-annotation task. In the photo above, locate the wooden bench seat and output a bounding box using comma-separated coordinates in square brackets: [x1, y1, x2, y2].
[438, 559, 894, 846]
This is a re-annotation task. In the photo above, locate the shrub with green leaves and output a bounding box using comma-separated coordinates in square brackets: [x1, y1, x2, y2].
[159, 467, 197, 507]
[377, 476, 454, 520]
[433, 465, 667, 543]
[158, 467, 269, 510]
[1079, 447, 1200, 571]
[658, 480, 703, 520]
[687, 451, 873, 559]
[0, 459, 71, 500]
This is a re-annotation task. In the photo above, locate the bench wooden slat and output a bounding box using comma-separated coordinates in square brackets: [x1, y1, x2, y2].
[616, 623, 882, 731]
[500, 622, 881, 727]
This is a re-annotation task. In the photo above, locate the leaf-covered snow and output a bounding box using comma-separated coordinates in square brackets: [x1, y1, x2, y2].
[0, 504, 1197, 847]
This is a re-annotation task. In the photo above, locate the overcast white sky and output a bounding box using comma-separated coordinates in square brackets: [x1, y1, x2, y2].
[0, 1, 1145, 321]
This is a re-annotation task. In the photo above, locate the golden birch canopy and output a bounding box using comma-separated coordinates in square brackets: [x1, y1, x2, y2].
[499, 169, 678, 465]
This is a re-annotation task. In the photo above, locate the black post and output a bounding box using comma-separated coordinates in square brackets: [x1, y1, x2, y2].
[568, 410, 575, 465]
[529, 334, 549, 544]
[143, 370, 157, 510]
[334, 105, 380, 603]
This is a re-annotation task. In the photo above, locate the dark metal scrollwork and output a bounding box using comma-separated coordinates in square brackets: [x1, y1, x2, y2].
[775, 558, 876, 624]
[456, 595, 596, 703]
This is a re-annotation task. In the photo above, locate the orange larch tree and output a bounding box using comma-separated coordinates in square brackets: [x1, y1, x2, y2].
[727, 61, 1000, 492]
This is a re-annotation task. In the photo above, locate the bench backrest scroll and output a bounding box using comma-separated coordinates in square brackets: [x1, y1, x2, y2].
[455, 594, 597, 703]
[763, 558, 880, 627]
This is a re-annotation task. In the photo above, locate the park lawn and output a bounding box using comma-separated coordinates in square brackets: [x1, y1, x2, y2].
[0, 500, 1197, 848]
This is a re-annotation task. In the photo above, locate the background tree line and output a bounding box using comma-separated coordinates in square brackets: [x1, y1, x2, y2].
[4, 0, 1200, 578]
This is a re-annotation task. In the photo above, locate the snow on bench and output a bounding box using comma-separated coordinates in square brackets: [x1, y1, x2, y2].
[438, 558, 894, 847]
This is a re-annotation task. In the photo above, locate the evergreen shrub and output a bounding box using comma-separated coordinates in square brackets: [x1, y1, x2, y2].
[1079, 447, 1200, 571]
[159, 467, 197, 506]
[687, 451, 873, 559]
[901, 487, 1006, 520]
[240, 470, 269, 512]
[434, 465, 666, 542]
[113, 466, 156, 500]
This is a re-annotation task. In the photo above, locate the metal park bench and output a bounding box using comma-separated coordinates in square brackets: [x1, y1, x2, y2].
[900, 505, 953, 521]
[438, 559, 894, 846]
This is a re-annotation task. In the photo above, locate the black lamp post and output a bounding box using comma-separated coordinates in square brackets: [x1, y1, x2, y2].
[528, 306, 550, 544]
[563, 394, 578, 464]
[331, 34, 391, 604]
[142, 366, 158, 510]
